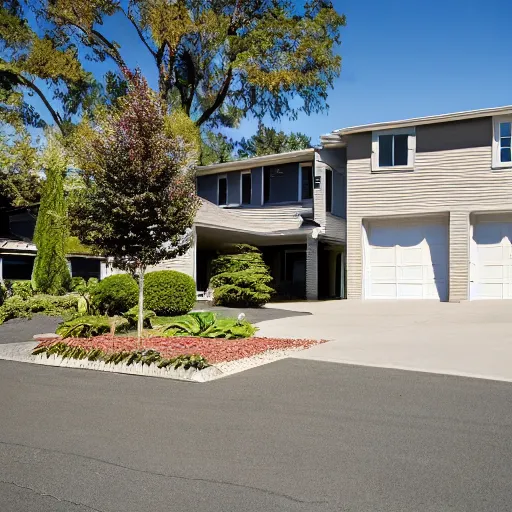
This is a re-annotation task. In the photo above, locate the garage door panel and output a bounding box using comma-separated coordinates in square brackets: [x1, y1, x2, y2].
[472, 218, 512, 299]
[366, 219, 448, 301]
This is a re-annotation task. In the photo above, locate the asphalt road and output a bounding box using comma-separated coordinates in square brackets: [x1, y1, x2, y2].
[0, 359, 511, 512]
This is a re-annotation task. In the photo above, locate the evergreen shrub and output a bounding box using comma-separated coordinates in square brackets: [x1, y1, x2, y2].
[91, 274, 138, 315]
[144, 270, 196, 316]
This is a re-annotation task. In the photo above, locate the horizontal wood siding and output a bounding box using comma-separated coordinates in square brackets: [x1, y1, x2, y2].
[347, 137, 512, 300]
[230, 204, 312, 231]
[148, 246, 195, 278]
[324, 213, 346, 243]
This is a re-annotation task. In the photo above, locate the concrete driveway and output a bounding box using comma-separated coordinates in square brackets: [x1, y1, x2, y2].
[256, 300, 512, 382]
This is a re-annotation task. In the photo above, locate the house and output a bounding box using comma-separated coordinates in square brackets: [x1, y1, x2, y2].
[153, 148, 347, 300]
[322, 105, 512, 301]
[0, 205, 106, 281]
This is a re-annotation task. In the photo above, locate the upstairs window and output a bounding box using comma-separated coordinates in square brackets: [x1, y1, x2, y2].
[372, 128, 416, 171]
[492, 117, 512, 169]
[300, 165, 313, 200]
[325, 169, 333, 213]
[218, 175, 227, 206]
[241, 171, 252, 204]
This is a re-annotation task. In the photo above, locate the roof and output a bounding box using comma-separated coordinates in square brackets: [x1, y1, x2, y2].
[197, 148, 315, 175]
[0, 238, 37, 254]
[324, 105, 512, 139]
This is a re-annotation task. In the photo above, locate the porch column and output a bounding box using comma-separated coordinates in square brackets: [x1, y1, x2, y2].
[449, 211, 470, 302]
[306, 235, 319, 300]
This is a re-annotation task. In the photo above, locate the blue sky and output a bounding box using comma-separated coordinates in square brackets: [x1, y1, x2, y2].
[29, 0, 512, 146]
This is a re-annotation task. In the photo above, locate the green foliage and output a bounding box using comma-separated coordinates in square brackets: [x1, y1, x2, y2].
[143, 270, 196, 316]
[237, 122, 311, 159]
[9, 281, 33, 299]
[65, 236, 95, 255]
[0, 293, 79, 324]
[31, 138, 71, 295]
[160, 312, 256, 339]
[91, 274, 138, 316]
[123, 306, 156, 329]
[71, 277, 99, 315]
[56, 315, 129, 339]
[200, 131, 235, 166]
[0, 281, 6, 306]
[0, 131, 41, 208]
[32, 342, 210, 370]
[34, 1, 345, 130]
[209, 245, 274, 307]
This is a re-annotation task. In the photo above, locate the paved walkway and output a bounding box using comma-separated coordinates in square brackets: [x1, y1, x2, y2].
[256, 300, 512, 382]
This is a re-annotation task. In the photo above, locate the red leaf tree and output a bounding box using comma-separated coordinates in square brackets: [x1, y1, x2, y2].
[73, 70, 199, 340]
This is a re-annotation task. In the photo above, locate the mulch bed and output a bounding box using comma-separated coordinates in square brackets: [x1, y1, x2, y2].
[35, 336, 325, 364]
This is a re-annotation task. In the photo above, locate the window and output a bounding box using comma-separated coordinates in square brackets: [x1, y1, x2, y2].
[1, 255, 35, 280]
[218, 175, 227, 206]
[372, 128, 415, 171]
[492, 117, 512, 169]
[325, 169, 333, 213]
[300, 165, 313, 200]
[263, 163, 299, 203]
[241, 171, 252, 204]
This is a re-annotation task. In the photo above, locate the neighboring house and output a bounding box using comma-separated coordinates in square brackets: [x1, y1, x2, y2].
[322, 105, 512, 301]
[0, 205, 106, 281]
[159, 148, 347, 300]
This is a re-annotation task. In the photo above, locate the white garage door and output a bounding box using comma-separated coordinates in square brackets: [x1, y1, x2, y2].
[471, 217, 512, 299]
[365, 218, 448, 300]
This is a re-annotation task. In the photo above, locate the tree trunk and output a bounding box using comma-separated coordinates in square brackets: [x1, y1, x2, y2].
[137, 267, 145, 347]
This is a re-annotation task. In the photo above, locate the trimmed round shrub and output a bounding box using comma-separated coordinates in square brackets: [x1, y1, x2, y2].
[92, 274, 138, 315]
[144, 270, 196, 316]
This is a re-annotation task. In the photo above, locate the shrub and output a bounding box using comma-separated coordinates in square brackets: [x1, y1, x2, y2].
[209, 245, 274, 307]
[143, 270, 196, 316]
[10, 281, 33, 299]
[159, 312, 257, 339]
[0, 294, 79, 325]
[123, 306, 156, 329]
[0, 282, 7, 305]
[92, 274, 138, 315]
[56, 315, 129, 339]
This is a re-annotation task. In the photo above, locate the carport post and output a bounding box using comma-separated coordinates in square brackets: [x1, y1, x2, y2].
[306, 234, 319, 300]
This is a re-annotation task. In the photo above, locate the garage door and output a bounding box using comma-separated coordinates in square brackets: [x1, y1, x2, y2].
[471, 217, 512, 299]
[365, 218, 448, 300]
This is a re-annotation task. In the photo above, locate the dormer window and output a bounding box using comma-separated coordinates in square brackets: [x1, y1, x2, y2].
[493, 117, 512, 168]
[372, 128, 416, 171]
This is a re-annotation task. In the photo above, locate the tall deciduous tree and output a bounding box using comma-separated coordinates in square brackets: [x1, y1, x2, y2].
[0, 0, 97, 134]
[34, 0, 345, 129]
[237, 122, 311, 159]
[31, 135, 71, 294]
[71, 71, 199, 340]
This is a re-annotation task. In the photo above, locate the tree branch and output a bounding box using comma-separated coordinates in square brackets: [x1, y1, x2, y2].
[18, 75, 64, 133]
[120, 8, 157, 60]
[195, 67, 233, 127]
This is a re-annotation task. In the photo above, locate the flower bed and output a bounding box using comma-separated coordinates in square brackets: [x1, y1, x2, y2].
[34, 335, 324, 364]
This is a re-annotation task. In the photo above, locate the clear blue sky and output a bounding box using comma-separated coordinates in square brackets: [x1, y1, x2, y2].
[30, 0, 512, 145]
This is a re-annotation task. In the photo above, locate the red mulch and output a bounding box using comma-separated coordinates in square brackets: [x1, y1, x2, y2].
[35, 336, 325, 364]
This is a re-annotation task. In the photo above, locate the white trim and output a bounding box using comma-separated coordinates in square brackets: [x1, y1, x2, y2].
[240, 170, 252, 205]
[492, 115, 512, 169]
[371, 127, 416, 172]
[217, 174, 228, 206]
[261, 166, 265, 205]
[0, 257, 2, 282]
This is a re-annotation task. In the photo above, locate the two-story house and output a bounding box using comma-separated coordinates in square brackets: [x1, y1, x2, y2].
[322, 105, 512, 302]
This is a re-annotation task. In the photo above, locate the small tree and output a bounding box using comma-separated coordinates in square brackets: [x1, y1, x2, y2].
[209, 245, 274, 308]
[31, 137, 71, 294]
[72, 71, 199, 341]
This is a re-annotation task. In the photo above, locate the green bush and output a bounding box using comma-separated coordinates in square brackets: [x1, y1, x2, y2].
[123, 306, 156, 329]
[159, 312, 257, 339]
[92, 274, 138, 315]
[0, 282, 6, 306]
[209, 245, 274, 308]
[0, 294, 79, 325]
[10, 281, 33, 299]
[56, 315, 129, 339]
[143, 270, 196, 316]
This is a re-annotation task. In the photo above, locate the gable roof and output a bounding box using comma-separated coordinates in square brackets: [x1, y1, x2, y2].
[323, 105, 512, 140]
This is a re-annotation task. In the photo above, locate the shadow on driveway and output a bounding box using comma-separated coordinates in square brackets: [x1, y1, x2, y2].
[0, 315, 62, 344]
[193, 302, 312, 324]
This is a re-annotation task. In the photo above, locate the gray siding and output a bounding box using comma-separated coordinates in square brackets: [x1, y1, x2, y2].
[197, 175, 217, 204]
[332, 170, 346, 217]
[231, 204, 311, 231]
[227, 171, 241, 205]
[251, 167, 263, 206]
[345, 116, 512, 302]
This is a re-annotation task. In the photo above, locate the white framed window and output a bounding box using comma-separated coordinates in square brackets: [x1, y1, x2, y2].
[492, 116, 512, 169]
[371, 127, 416, 172]
[217, 174, 227, 206]
[240, 170, 252, 205]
